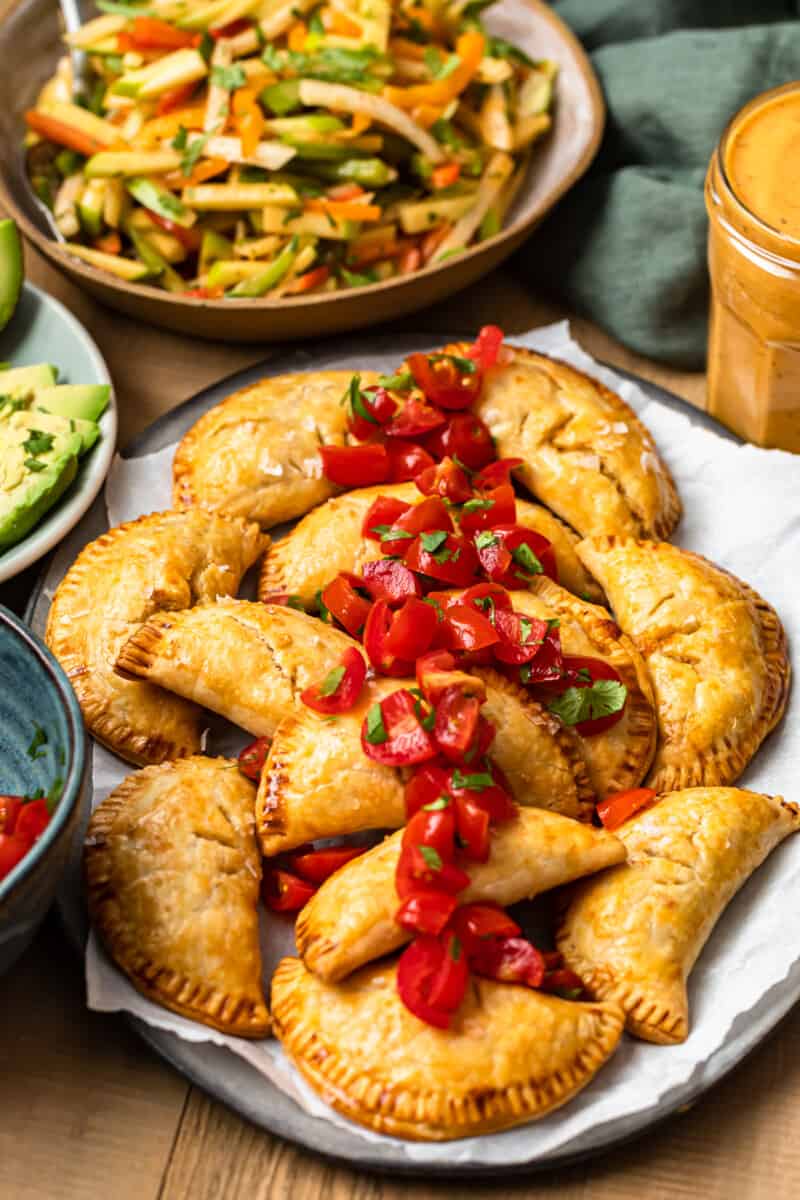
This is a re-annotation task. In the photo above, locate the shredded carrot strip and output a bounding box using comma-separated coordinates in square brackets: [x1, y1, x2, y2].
[307, 199, 382, 221]
[384, 31, 485, 110]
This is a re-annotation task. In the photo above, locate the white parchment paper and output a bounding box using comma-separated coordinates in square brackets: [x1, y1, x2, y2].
[85, 322, 800, 1165]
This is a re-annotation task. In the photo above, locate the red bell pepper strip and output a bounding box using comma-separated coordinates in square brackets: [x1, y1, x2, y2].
[319, 443, 390, 486]
[156, 81, 198, 115]
[210, 16, 254, 38]
[300, 646, 367, 714]
[262, 868, 316, 913]
[415, 456, 472, 503]
[238, 736, 271, 781]
[320, 574, 372, 638]
[361, 688, 437, 766]
[596, 786, 658, 831]
[147, 210, 202, 251]
[408, 352, 481, 411]
[24, 110, 104, 157]
[288, 844, 366, 883]
[128, 17, 200, 49]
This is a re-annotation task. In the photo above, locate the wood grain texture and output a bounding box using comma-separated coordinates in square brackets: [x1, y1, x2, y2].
[11, 173, 799, 1200]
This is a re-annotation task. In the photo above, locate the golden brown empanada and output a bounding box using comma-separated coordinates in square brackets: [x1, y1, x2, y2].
[271, 956, 624, 1140]
[258, 480, 604, 605]
[296, 807, 625, 982]
[472, 347, 681, 540]
[172, 371, 378, 528]
[575, 537, 790, 791]
[46, 511, 267, 765]
[259, 666, 595, 855]
[84, 756, 270, 1038]
[556, 787, 800, 1044]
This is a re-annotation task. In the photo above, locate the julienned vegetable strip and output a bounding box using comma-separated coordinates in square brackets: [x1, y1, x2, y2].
[26, 3, 556, 295]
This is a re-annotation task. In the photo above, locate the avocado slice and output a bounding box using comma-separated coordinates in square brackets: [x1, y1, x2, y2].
[23, 407, 99, 456]
[0, 363, 57, 398]
[34, 383, 110, 423]
[0, 219, 23, 334]
[0, 412, 82, 550]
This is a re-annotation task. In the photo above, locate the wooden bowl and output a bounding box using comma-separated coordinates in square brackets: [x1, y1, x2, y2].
[0, 0, 604, 343]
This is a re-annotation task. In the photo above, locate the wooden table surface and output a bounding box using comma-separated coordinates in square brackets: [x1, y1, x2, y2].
[3, 238, 800, 1200]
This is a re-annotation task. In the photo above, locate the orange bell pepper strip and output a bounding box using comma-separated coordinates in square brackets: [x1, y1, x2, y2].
[322, 7, 361, 37]
[156, 82, 199, 116]
[326, 183, 366, 201]
[431, 161, 461, 190]
[390, 37, 427, 61]
[24, 110, 105, 157]
[136, 105, 207, 143]
[94, 231, 122, 254]
[127, 17, 201, 50]
[306, 199, 382, 222]
[285, 264, 331, 294]
[410, 103, 445, 129]
[163, 156, 228, 188]
[383, 31, 485, 110]
[232, 88, 265, 157]
[287, 20, 308, 51]
[348, 235, 413, 266]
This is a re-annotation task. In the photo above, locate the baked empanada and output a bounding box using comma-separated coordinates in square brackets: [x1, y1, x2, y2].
[556, 787, 800, 1044]
[271, 956, 624, 1140]
[296, 807, 625, 982]
[575, 537, 790, 791]
[173, 371, 378, 528]
[258, 480, 603, 606]
[85, 756, 270, 1038]
[46, 511, 267, 765]
[472, 347, 681, 540]
[259, 666, 594, 855]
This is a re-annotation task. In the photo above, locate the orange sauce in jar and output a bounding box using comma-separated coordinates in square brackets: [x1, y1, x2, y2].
[706, 83, 800, 451]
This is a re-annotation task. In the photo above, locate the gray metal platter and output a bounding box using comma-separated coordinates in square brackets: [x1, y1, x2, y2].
[29, 331, 792, 1179]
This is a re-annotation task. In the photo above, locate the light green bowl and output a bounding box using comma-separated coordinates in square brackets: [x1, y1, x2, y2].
[0, 281, 117, 583]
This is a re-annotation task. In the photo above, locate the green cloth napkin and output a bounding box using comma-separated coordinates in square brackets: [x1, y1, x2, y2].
[517, 2, 800, 368]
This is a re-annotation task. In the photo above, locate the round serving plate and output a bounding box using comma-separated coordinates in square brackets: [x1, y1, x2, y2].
[0, 279, 116, 584]
[0, 0, 604, 342]
[26, 333, 790, 1178]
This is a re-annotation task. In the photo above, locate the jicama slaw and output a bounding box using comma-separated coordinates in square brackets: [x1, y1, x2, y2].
[24, 0, 556, 298]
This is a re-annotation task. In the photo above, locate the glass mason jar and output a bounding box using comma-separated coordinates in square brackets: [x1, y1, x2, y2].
[705, 82, 800, 453]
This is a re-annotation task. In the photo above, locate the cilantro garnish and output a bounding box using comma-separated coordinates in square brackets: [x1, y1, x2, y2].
[171, 125, 188, 150]
[520, 617, 533, 643]
[46, 776, 63, 814]
[512, 542, 543, 576]
[341, 267, 378, 288]
[364, 703, 388, 744]
[211, 64, 247, 91]
[424, 47, 460, 80]
[420, 530, 448, 553]
[287, 595, 306, 611]
[22, 430, 54, 456]
[27, 725, 48, 760]
[25, 458, 47, 473]
[475, 531, 498, 550]
[318, 665, 345, 697]
[450, 768, 493, 791]
[462, 497, 493, 513]
[547, 680, 628, 726]
[345, 375, 378, 425]
[430, 352, 477, 375]
[547, 617, 560, 630]
[449, 934, 463, 960]
[371, 525, 413, 542]
[378, 370, 414, 391]
[419, 845, 442, 870]
[486, 36, 534, 66]
[423, 796, 450, 812]
[314, 589, 332, 623]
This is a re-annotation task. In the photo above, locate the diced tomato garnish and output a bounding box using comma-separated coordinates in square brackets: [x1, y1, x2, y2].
[386, 439, 435, 482]
[404, 762, 451, 818]
[404, 532, 479, 587]
[288, 844, 365, 883]
[475, 525, 557, 587]
[361, 689, 437, 766]
[238, 736, 271, 780]
[320, 574, 372, 638]
[383, 597, 438, 661]
[396, 849, 471, 899]
[15, 799, 49, 844]
[361, 558, 421, 605]
[517, 622, 564, 686]
[408, 352, 481, 411]
[433, 685, 482, 763]
[450, 903, 520, 953]
[384, 396, 446, 439]
[0, 796, 24, 836]
[415, 650, 486, 706]
[395, 890, 458, 936]
[446, 763, 517, 823]
[473, 457, 523, 491]
[458, 483, 516, 534]
[396, 936, 453, 1029]
[363, 599, 414, 676]
[262, 867, 316, 913]
[346, 383, 396, 441]
[319, 443, 389, 486]
[439, 603, 499, 653]
[415, 456, 472, 503]
[469, 935, 546, 988]
[362, 495, 411, 542]
[453, 793, 490, 860]
[457, 582, 512, 615]
[596, 787, 658, 831]
[0, 833, 32, 881]
[467, 325, 505, 371]
[379, 496, 452, 557]
[492, 609, 548, 666]
[425, 411, 495, 469]
[426, 929, 469, 1010]
[300, 646, 367, 714]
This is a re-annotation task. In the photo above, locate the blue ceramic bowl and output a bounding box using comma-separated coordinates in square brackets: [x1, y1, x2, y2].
[0, 604, 87, 972]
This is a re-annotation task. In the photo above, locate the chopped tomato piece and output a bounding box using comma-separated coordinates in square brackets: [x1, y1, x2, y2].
[404, 762, 451, 818]
[361, 689, 437, 766]
[0, 796, 23, 835]
[363, 599, 414, 676]
[384, 597, 438, 660]
[396, 936, 452, 1029]
[320, 574, 372, 638]
[459, 483, 516, 534]
[415, 456, 472, 503]
[446, 763, 517, 823]
[453, 794, 490, 861]
[384, 396, 446, 439]
[433, 685, 482, 763]
[396, 849, 471, 899]
[426, 930, 469, 1010]
[300, 647, 367, 714]
[408, 352, 480, 411]
[517, 622, 564, 686]
[93, 231, 122, 255]
[467, 325, 505, 371]
[439, 604, 499, 653]
[475, 525, 557, 587]
[469, 935, 545, 988]
[458, 582, 512, 614]
[492, 609, 548, 666]
[425, 411, 495, 469]
[346, 382, 396, 441]
[319, 443, 389, 486]
[404, 532, 479, 587]
[396, 891, 458, 936]
[15, 799, 49, 843]
[288, 844, 365, 883]
[386, 439, 435, 482]
[416, 650, 486, 706]
[361, 559, 421, 605]
[362, 495, 412, 542]
[473, 457, 523, 491]
[238, 736, 271, 780]
[0, 833, 32, 881]
[262, 868, 316, 913]
[450, 902, 520, 953]
[401, 803, 456, 865]
[380, 496, 452, 556]
[597, 787, 658, 831]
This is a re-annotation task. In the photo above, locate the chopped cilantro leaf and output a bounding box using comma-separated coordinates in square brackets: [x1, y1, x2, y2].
[22, 430, 54, 456]
[520, 617, 532, 643]
[449, 934, 462, 960]
[475, 531, 498, 550]
[423, 795, 450, 811]
[318, 665, 345, 697]
[314, 588, 332, 623]
[419, 845, 442, 870]
[511, 542, 543, 575]
[25, 458, 47, 473]
[462, 497, 493, 513]
[287, 595, 306, 611]
[378, 370, 414, 391]
[547, 680, 628, 726]
[211, 64, 247, 92]
[364, 703, 388, 744]
[171, 125, 188, 150]
[27, 725, 48, 760]
[450, 768, 493, 791]
[420, 530, 448, 553]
